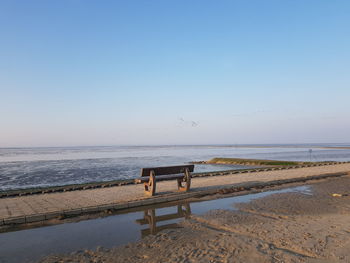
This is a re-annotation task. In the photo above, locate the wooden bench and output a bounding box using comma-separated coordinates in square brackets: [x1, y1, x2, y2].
[135, 164, 194, 196]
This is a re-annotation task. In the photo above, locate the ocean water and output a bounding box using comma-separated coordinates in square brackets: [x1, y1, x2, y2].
[0, 145, 350, 191]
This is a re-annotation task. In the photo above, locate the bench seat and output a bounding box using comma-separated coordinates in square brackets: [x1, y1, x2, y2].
[135, 174, 185, 183]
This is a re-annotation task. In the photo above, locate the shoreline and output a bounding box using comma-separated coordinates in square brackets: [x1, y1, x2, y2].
[1, 162, 350, 229]
[1, 161, 347, 198]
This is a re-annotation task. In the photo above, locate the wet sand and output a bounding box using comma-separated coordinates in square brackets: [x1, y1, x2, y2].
[39, 175, 350, 263]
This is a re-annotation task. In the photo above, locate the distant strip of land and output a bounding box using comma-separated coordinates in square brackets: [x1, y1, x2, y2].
[193, 157, 324, 166]
[186, 145, 350, 149]
[320, 146, 350, 149]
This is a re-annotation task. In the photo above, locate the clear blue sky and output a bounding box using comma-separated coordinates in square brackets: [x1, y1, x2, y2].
[1, 0, 349, 147]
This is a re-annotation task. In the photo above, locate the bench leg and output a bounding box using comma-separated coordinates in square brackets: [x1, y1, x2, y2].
[144, 170, 156, 196]
[177, 168, 191, 192]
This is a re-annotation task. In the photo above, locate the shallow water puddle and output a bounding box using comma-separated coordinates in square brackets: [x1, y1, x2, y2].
[0, 185, 311, 263]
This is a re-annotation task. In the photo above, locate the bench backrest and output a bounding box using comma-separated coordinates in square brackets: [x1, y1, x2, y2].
[141, 164, 194, 177]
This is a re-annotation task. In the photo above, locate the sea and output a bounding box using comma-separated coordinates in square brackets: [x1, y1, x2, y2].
[1, 144, 350, 191]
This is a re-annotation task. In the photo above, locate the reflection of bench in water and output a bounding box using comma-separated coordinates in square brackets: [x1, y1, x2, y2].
[135, 203, 191, 238]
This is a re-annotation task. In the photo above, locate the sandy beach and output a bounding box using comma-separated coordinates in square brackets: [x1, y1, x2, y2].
[38, 175, 350, 263]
